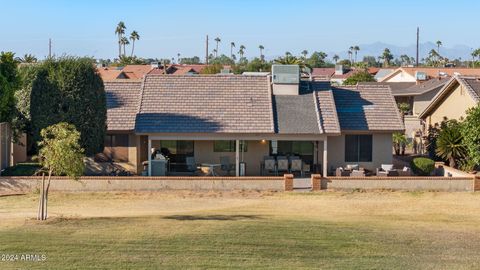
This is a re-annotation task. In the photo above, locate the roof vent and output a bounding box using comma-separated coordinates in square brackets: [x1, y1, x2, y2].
[272, 65, 300, 95]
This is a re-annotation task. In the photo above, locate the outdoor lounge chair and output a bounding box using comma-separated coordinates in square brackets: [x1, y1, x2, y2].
[263, 159, 277, 176]
[289, 157, 303, 177]
[220, 156, 235, 176]
[277, 157, 289, 175]
[350, 170, 366, 177]
[376, 164, 395, 176]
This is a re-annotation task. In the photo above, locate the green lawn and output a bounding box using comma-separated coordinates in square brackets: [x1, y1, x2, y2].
[1, 191, 480, 269]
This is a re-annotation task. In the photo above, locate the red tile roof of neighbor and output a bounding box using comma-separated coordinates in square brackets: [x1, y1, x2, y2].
[121, 65, 154, 78]
[148, 64, 208, 75]
[97, 67, 124, 81]
[381, 67, 480, 82]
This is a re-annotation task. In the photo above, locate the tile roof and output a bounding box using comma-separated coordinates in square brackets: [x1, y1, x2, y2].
[381, 67, 480, 82]
[418, 76, 480, 118]
[105, 81, 143, 131]
[97, 67, 124, 81]
[135, 75, 275, 133]
[358, 82, 417, 96]
[397, 77, 449, 96]
[331, 85, 404, 132]
[315, 89, 341, 134]
[458, 77, 480, 101]
[121, 65, 153, 79]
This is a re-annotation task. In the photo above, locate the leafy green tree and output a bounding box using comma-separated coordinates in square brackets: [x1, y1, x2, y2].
[436, 120, 466, 168]
[343, 70, 375, 85]
[129, 30, 140, 57]
[306, 51, 328, 68]
[200, 64, 223, 74]
[179, 56, 201, 64]
[36, 122, 85, 220]
[12, 64, 38, 145]
[0, 52, 19, 124]
[460, 105, 480, 169]
[210, 54, 235, 66]
[363, 56, 378, 67]
[30, 57, 106, 156]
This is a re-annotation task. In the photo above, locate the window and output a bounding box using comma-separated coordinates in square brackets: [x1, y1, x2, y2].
[345, 135, 372, 162]
[103, 134, 129, 162]
[213, 141, 248, 152]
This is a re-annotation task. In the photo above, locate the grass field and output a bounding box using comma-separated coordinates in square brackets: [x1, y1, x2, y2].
[1, 190, 480, 269]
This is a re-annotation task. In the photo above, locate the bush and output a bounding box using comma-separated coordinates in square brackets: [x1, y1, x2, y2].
[1, 163, 41, 176]
[30, 57, 106, 156]
[411, 157, 435, 176]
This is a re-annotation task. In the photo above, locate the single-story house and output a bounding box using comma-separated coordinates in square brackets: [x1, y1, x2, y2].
[379, 67, 480, 83]
[102, 69, 403, 177]
[419, 75, 480, 128]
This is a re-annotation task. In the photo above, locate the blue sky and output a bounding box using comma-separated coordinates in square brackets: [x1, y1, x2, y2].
[1, 0, 479, 60]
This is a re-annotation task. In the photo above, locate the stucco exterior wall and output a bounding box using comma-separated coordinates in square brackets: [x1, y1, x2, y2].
[11, 133, 27, 165]
[426, 84, 477, 126]
[327, 133, 393, 173]
[384, 72, 416, 82]
[413, 89, 439, 116]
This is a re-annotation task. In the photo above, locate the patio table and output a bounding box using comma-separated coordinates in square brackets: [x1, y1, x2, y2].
[201, 163, 222, 176]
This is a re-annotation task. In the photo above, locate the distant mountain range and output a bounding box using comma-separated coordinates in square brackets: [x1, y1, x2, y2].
[329, 42, 475, 62]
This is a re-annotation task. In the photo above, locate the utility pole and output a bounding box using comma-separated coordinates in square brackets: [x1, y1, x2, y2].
[48, 38, 52, 58]
[205, 35, 209, 65]
[416, 27, 419, 67]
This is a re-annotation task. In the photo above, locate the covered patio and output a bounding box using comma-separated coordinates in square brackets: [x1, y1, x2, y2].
[145, 135, 329, 177]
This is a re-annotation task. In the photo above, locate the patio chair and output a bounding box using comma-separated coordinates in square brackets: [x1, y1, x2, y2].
[186, 157, 198, 175]
[396, 166, 412, 176]
[336, 167, 351, 177]
[277, 157, 289, 175]
[289, 158, 303, 177]
[376, 164, 395, 176]
[263, 159, 277, 176]
[220, 156, 235, 176]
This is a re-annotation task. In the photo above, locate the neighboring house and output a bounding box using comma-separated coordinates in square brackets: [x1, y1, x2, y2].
[148, 64, 206, 75]
[419, 76, 480, 128]
[360, 78, 449, 139]
[374, 68, 395, 81]
[101, 70, 403, 177]
[379, 67, 480, 83]
[97, 64, 156, 81]
[311, 66, 379, 85]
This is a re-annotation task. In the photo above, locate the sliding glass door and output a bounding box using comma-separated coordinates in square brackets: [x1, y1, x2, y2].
[157, 140, 194, 172]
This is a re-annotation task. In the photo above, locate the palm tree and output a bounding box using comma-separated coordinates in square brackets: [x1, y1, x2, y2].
[120, 37, 129, 57]
[301, 50, 308, 59]
[392, 132, 408, 156]
[238, 45, 246, 60]
[213, 49, 218, 58]
[177, 53, 181, 64]
[115, 21, 126, 58]
[214, 37, 221, 57]
[436, 40, 442, 55]
[18, 53, 37, 63]
[230, 42, 235, 59]
[333, 54, 339, 63]
[347, 50, 352, 64]
[274, 55, 309, 70]
[285, 51, 292, 57]
[129, 30, 140, 57]
[436, 123, 466, 168]
[380, 48, 393, 67]
[353, 46, 360, 63]
[259, 45, 265, 61]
